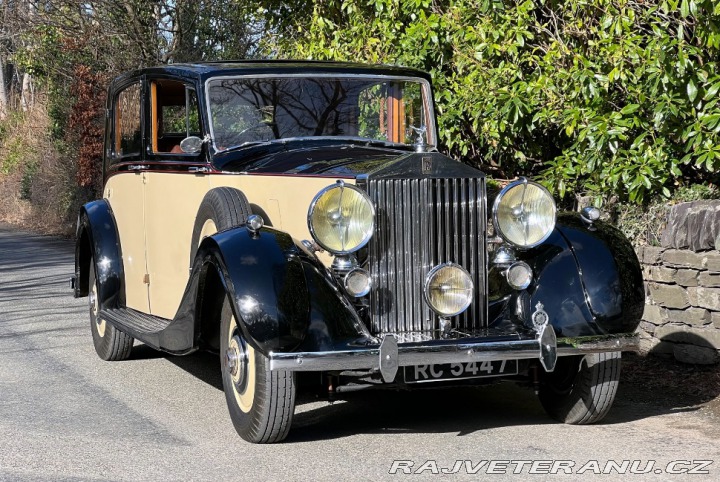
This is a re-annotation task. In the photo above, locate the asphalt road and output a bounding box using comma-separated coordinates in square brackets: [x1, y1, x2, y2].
[1, 223, 719, 481]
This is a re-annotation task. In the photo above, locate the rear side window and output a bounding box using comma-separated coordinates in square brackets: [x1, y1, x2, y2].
[114, 83, 142, 158]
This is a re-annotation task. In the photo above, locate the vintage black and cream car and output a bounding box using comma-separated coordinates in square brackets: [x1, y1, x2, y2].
[73, 61, 644, 443]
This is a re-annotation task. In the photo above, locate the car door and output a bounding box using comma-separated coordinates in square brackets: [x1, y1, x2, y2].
[142, 77, 210, 320]
[103, 79, 151, 313]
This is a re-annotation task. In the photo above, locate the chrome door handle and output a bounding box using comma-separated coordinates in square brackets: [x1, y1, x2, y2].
[128, 164, 149, 171]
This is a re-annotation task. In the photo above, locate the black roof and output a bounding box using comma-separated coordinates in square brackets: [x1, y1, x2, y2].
[111, 60, 432, 86]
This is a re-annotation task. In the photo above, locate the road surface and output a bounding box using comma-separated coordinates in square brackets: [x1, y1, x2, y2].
[1, 223, 718, 480]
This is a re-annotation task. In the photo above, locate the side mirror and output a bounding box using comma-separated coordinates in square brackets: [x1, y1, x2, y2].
[180, 136, 204, 154]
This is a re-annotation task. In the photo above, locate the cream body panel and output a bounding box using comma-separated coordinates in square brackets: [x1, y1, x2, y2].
[143, 171, 352, 320]
[210, 174, 354, 254]
[104, 173, 149, 312]
[143, 172, 211, 319]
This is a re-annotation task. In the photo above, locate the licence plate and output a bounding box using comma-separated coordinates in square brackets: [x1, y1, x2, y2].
[404, 360, 518, 383]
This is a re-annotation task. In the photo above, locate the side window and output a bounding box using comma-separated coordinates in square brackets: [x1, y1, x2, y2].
[357, 82, 427, 144]
[358, 84, 388, 141]
[401, 82, 426, 144]
[150, 80, 200, 154]
[114, 83, 142, 159]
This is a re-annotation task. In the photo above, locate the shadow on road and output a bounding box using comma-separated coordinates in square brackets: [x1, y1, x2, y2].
[0, 226, 75, 305]
[612, 352, 720, 422]
[0, 228, 74, 267]
[126, 346, 719, 442]
[287, 384, 553, 442]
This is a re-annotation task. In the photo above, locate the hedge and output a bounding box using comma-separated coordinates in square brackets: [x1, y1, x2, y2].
[266, 0, 720, 203]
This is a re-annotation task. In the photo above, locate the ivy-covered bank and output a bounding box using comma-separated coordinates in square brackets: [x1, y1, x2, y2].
[269, 0, 720, 204]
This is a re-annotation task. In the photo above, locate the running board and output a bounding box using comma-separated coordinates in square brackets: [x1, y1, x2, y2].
[98, 308, 194, 354]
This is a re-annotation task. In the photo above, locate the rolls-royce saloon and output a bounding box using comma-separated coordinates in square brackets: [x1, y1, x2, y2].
[73, 61, 644, 443]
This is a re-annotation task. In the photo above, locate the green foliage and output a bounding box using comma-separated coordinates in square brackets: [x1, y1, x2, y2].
[672, 182, 720, 201]
[0, 112, 30, 175]
[20, 159, 38, 200]
[616, 201, 669, 246]
[263, 0, 720, 203]
[0, 137, 24, 175]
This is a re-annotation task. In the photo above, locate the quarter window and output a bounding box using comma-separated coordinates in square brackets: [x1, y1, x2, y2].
[114, 83, 142, 158]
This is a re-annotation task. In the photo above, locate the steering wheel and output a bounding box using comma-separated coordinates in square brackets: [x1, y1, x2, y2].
[224, 122, 276, 146]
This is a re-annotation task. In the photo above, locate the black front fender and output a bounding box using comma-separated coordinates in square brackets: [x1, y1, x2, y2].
[75, 200, 124, 310]
[176, 226, 371, 356]
[554, 213, 645, 333]
[504, 213, 644, 338]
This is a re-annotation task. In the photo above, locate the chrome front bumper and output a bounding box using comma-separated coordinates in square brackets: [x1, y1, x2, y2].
[268, 330, 640, 383]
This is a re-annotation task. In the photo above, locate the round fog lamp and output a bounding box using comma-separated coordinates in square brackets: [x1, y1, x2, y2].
[506, 261, 533, 290]
[424, 263, 474, 317]
[344, 269, 371, 297]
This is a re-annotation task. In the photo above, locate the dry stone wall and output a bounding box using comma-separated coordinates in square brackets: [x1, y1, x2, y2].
[637, 201, 720, 365]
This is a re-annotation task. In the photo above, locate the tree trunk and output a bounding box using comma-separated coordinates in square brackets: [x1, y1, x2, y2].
[21, 72, 33, 111]
[0, 56, 8, 120]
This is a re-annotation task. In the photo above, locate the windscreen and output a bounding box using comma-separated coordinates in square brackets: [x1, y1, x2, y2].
[206, 76, 433, 151]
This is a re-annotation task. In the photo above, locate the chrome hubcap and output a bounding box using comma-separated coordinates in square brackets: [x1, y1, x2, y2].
[226, 334, 247, 390]
[89, 284, 106, 337]
[89, 291, 97, 316]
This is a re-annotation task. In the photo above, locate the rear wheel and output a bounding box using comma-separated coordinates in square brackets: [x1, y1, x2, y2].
[88, 262, 134, 361]
[219, 297, 296, 443]
[538, 352, 621, 424]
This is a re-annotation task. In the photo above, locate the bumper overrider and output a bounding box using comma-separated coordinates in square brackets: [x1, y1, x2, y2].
[269, 323, 640, 383]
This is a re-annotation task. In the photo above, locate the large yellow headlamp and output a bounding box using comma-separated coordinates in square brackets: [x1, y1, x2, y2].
[493, 179, 556, 248]
[308, 182, 375, 254]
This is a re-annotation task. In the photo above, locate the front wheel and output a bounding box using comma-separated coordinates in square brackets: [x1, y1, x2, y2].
[220, 297, 295, 443]
[538, 352, 621, 424]
[88, 262, 134, 361]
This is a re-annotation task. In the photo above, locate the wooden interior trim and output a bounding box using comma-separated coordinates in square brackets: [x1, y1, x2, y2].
[114, 98, 121, 153]
[398, 89, 405, 144]
[379, 97, 386, 139]
[386, 83, 405, 144]
[150, 82, 158, 153]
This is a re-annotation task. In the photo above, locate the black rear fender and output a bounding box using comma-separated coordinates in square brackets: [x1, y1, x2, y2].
[74, 200, 124, 310]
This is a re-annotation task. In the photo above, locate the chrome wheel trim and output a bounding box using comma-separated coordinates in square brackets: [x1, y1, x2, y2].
[90, 280, 105, 337]
[226, 314, 255, 413]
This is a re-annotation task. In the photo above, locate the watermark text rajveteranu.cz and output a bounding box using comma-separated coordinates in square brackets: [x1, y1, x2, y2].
[388, 460, 713, 475]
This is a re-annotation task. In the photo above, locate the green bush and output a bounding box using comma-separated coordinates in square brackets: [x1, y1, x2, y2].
[0, 137, 24, 175]
[265, 0, 720, 203]
[672, 182, 720, 202]
[20, 159, 38, 200]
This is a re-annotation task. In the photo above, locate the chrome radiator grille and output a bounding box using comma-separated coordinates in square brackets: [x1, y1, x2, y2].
[365, 177, 487, 334]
